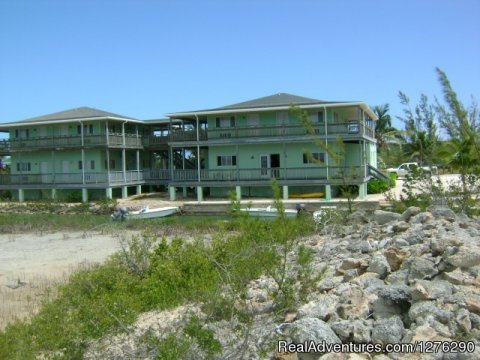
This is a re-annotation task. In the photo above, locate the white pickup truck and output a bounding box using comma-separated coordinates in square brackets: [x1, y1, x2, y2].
[387, 162, 438, 177]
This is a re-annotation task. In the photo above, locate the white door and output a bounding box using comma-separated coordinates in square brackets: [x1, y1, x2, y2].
[38, 127, 47, 138]
[61, 160, 69, 183]
[41, 162, 49, 183]
[247, 113, 260, 137]
[260, 154, 270, 178]
[276, 111, 288, 135]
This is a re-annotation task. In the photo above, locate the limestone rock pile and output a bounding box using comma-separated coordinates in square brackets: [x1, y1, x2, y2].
[86, 206, 480, 359]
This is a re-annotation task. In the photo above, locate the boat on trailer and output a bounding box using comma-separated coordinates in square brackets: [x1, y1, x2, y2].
[240, 206, 298, 218]
[128, 206, 179, 219]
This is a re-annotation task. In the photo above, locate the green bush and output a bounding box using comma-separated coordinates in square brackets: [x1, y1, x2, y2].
[367, 173, 397, 194]
[66, 190, 82, 203]
[0, 197, 317, 358]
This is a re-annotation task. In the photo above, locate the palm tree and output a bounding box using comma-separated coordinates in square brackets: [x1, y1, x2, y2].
[397, 92, 438, 165]
[373, 104, 393, 150]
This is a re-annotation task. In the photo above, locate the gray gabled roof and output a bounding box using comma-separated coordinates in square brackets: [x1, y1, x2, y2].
[12, 107, 137, 124]
[210, 93, 335, 111]
[166, 93, 359, 118]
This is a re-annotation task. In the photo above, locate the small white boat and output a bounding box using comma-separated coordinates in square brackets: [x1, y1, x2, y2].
[240, 206, 298, 218]
[127, 206, 179, 220]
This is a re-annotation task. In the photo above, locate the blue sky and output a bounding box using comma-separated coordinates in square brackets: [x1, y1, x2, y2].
[0, 0, 478, 132]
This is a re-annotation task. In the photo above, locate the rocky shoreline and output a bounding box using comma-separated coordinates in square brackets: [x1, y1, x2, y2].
[85, 206, 480, 359]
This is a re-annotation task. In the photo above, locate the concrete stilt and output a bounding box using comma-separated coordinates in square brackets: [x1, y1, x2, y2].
[105, 187, 113, 199]
[169, 186, 176, 201]
[235, 186, 242, 200]
[196, 186, 203, 202]
[51, 188, 57, 201]
[136, 185, 142, 195]
[358, 182, 367, 200]
[325, 185, 332, 201]
[121, 186, 128, 199]
[81, 188, 88, 203]
[282, 185, 289, 200]
[18, 189, 25, 202]
[182, 187, 188, 198]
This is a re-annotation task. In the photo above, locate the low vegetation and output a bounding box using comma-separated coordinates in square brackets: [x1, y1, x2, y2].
[0, 189, 317, 359]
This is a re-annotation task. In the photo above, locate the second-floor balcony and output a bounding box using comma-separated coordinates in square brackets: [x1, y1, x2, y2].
[0, 170, 144, 188]
[6, 133, 143, 152]
[144, 121, 374, 145]
[143, 165, 368, 184]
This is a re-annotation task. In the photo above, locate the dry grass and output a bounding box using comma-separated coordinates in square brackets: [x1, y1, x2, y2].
[0, 272, 67, 331]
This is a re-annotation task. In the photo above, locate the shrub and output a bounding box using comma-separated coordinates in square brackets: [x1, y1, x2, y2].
[367, 173, 397, 194]
[66, 190, 82, 203]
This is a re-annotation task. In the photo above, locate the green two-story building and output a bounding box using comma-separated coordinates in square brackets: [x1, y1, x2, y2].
[0, 93, 381, 202]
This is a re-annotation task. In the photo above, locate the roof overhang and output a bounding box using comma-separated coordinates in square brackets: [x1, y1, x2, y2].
[166, 102, 378, 121]
[0, 116, 144, 131]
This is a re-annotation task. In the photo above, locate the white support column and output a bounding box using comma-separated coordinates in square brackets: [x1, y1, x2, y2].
[362, 108, 366, 137]
[195, 114, 201, 182]
[122, 122, 126, 182]
[169, 186, 176, 201]
[105, 121, 109, 146]
[51, 150, 56, 184]
[122, 186, 128, 199]
[106, 149, 111, 184]
[80, 121, 85, 185]
[182, 187, 188, 198]
[51, 188, 57, 201]
[81, 188, 88, 203]
[135, 124, 139, 147]
[358, 182, 367, 200]
[235, 186, 241, 200]
[81, 149, 85, 184]
[282, 185, 289, 200]
[136, 185, 142, 195]
[18, 189, 25, 202]
[324, 105, 329, 179]
[136, 149, 140, 180]
[105, 187, 112, 199]
[325, 185, 332, 201]
[122, 148, 126, 182]
[196, 186, 203, 202]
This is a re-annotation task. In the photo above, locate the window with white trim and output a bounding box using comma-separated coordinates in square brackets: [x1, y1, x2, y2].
[77, 124, 94, 135]
[16, 162, 31, 171]
[303, 152, 325, 164]
[308, 111, 324, 123]
[217, 155, 237, 166]
[215, 116, 235, 128]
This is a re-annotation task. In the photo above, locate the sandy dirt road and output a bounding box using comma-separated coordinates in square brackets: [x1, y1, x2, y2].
[0, 230, 136, 330]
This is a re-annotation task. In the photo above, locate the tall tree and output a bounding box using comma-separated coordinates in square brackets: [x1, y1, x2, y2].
[373, 104, 393, 150]
[397, 92, 438, 165]
[435, 67, 480, 173]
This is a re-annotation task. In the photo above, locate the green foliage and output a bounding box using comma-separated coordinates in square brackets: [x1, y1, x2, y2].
[144, 332, 190, 360]
[296, 245, 326, 302]
[367, 173, 396, 194]
[0, 190, 12, 200]
[0, 189, 318, 358]
[372, 103, 398, 150]
[184, 316, 221, 357]
[390, 69, 480, 216]
[398, 91, 438, 165]
[66, 190, 82, 203]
